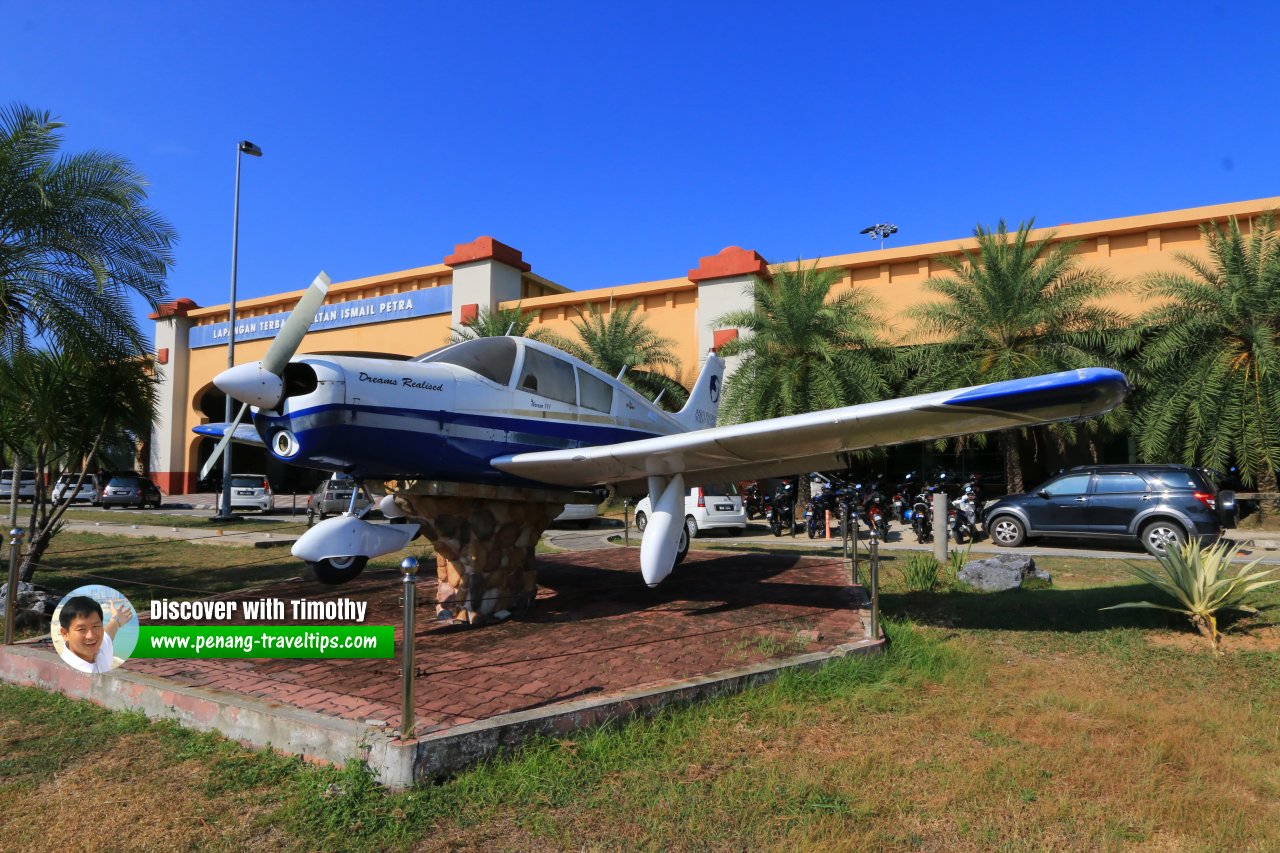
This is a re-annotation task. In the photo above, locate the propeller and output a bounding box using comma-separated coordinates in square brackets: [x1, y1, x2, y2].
[200, 271, 331, 481]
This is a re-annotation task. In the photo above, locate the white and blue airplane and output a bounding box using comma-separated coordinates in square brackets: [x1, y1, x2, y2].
[198, 272, 1130, 586]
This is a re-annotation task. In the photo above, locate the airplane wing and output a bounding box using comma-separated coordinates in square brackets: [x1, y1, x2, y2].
[492, 368, 1129, 493]
[192, 421, 267, 447]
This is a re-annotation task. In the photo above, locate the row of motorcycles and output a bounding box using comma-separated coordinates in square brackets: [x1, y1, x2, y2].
[741, 471, 986, 544]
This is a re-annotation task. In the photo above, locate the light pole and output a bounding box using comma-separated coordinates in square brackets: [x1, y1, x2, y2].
[216, 140, 262, 521]
[859, 223, 898, 250]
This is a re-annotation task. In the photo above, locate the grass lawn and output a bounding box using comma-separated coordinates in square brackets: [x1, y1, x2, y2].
[2, 539, 1278, 850]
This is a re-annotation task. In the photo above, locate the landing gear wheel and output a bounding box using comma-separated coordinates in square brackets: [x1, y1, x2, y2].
[308, 555, 369, 585]
[989, 515, 1026, 548]
[685, 515, 698, 541]
[634, 511, 648, 532]
[674, 523, 690, 565]
[1141, 520, 1186, 557]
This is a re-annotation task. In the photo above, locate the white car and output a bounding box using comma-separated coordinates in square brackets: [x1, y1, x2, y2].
[51, 473, 102, 505]
[634, 484, 747, 539]
[215, 474, 274, 512]
[0, 469, 37, 502]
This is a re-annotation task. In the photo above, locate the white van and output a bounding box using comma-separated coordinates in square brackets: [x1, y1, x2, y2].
[0, 469, 37, 502]
[634, 483, 747, 539]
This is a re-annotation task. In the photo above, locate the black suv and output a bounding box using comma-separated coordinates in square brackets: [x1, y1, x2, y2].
[983, 464, 1235, 556]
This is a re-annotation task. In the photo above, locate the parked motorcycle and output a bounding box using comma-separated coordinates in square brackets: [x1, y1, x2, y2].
[950, 487, 979, 544]
[909, 487, 934, 543]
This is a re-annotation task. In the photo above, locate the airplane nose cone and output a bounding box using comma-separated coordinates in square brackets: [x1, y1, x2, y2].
[214, 362, 284, 410]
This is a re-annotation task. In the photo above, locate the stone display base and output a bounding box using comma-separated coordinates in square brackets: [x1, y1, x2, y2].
[383, 480, 597, 625]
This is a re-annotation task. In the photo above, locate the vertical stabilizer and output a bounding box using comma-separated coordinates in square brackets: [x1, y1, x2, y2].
[673, 350, 725, 432]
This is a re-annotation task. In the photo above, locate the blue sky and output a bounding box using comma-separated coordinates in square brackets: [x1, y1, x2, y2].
[5, 1, 1277, 333]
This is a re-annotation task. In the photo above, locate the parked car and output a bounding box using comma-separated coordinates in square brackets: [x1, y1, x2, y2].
[983, 464, 1235, 557]
[306, 476, 372, 525]
[215, 474, 274, 513]
[0, 469, 37, 502]
[51, 473, 102, 505]
[552, 502, 599, 529]
[634, 483, 747, 539]
[100, 474, 164, 509]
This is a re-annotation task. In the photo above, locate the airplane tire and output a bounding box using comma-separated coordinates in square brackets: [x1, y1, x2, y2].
[675, 523, 690, 565]
[634, 511, 647, 532]
[309, 555, 369, 585]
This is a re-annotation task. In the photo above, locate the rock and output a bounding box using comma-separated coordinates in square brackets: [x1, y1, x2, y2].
[957, 555, 1051, 592]
[0, 580, 63, 630]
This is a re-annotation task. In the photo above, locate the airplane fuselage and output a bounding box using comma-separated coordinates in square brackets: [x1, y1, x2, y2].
[248, 338, 687, 484]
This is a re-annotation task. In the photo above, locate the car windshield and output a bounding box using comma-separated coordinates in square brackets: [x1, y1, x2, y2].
[411, 337, 518, 386]
[108, 477, 144, 488]
[704, 483, 739, 498]
[231, 476, 264, 489]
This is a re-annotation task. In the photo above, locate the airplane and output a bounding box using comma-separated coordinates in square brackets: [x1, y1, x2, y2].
[198, 272, 1130, 588]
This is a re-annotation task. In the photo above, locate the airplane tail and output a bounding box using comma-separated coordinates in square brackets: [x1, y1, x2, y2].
[673, 350, 725, 431]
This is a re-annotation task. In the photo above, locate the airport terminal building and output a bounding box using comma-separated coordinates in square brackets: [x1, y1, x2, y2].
[149, 196, 1279, 496]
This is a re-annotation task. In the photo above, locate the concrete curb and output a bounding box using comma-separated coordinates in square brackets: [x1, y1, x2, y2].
[1, 597, 883, 789]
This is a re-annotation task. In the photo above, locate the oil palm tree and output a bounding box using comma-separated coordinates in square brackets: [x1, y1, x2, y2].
[1132, 215, 1280, 490]
[905, 219, 1130, 492]
[448, 303, 548, 342]
[0, 104, 175, 359]
[547, 302, 687, 410]
[713, 261, 898, 425]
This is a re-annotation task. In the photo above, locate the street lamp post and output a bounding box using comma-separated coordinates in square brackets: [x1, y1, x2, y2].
[859, 223, 898, 250]
[215, 140, 262, 521]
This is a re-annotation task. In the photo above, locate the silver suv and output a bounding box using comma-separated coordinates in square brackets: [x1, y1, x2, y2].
[306, 477, 372, 525]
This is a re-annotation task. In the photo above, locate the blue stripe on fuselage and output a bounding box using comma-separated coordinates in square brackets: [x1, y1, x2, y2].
[252, 403, 665, 482]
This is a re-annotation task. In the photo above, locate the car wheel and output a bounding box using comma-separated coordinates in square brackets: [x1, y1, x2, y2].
[685, 515, 698, 541]
[634, 511, 647, 532]
[309, 555, 369, 585]
[1141, 520, 1186, 557]
[989, 515, 1026, 548]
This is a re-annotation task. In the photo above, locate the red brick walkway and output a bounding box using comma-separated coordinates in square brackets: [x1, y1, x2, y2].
[123, 548, 863, 735]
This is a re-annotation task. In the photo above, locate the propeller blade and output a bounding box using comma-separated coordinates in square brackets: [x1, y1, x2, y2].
[200, 402, 250, 481]
[261, 271, 331, 376]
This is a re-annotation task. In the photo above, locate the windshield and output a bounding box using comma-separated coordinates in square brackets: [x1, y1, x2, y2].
[107, 477, 144, 488]
[412, 337, 518, 386]
[231, 476, 265, 489]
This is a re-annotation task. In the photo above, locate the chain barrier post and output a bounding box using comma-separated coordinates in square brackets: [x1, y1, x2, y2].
[3, 527, 23, 645]
[623, 498, 630, 547]
[869, 525, 881, 641]
[400, 556, 418, 739]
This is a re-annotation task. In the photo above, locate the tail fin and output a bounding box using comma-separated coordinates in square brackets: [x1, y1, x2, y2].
[673, 350, 725, 431]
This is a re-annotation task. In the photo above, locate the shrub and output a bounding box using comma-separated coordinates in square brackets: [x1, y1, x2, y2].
[1101, 539, 1280, 652]
[902, 553, 942, 593]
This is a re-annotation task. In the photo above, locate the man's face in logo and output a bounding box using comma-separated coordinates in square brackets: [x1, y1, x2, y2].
[709, 375, 719, 403]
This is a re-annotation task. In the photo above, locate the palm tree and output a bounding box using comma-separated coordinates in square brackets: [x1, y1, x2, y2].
[906, 220, 1130, 492]
[1132, 215, 1280, 490]
[0, 104, 175, 360]
[449, 303, 548, 342]
[0, 349, 159, 581]
[713, 261, 898, 424]
[547, 302, 687, 410]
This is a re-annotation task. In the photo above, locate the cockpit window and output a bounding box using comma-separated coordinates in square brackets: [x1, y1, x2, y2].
[412, 337, 518, 386]
[518, 347, 577, 405]
[578, 368, 613, 413]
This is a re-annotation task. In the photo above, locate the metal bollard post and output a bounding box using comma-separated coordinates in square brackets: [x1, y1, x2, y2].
[623, 498, 630, 547]
[851, 513, 860, 586]
[291, 491, 296, 516]
[3, 527, 23, 645]
[400, 556, 418, 739]
[869, 526, 881, 641]
[933, 491, 949, 564]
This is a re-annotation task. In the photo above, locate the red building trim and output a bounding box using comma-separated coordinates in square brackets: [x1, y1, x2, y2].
[688, 246, 769, 283]
[444, 236, 532, 272]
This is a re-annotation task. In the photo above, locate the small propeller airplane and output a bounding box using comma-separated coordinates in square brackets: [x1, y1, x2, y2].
[197, 272, 1130, 587]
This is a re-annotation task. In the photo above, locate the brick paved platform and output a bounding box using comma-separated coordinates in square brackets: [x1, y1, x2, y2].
[1, 547, 880, 787]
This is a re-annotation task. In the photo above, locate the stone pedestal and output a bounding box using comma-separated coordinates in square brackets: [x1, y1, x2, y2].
[383, 480, 596, 625]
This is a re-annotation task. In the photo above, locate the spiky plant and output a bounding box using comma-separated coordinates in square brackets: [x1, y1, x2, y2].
[905, 220, 1130, 492]
[1132, 215, 1280, 491]
[1101, 539, 1280, 653]
[901, 553, 943, 593]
